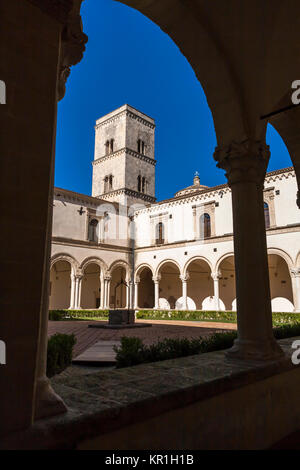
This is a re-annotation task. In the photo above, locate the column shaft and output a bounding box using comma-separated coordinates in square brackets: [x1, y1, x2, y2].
[214, 140, 283, 360]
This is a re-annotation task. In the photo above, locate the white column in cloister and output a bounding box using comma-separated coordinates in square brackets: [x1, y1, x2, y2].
[214, 139, 283, 360]
[134, 276, 140, 309]
[76, 275, 83, 309]
[153, 274, 161, 309]
[104, 275, 111, 309]
[69, 273, 76, 309]
[125, 281, 130, 309]
[99, 274, 105, 309]
[291, 268, 300, 312]
[211, 271, 221, 311]
[180, 273, 189, 310]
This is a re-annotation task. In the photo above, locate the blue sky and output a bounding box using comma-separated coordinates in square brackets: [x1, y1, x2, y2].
[55, 0, 292, 201]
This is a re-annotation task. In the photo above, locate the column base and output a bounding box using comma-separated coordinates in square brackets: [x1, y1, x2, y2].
[226, 337, 284, 361]
[34, 376, 67, 421]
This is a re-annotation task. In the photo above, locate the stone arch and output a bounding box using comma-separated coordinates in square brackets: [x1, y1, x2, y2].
[50, 255, 75, 310]
[73, 0, 247, 147]
[155, 259, 182, 278]
[156, 260, 181, 309]
[216, 254, 236, 311]
[267, 250, 294, 309]
[267, 248, 294, 270]
[108, 260, 130, 309]
[50, 253, 78, 273]
[108, 259, 131, 281]
[183, 255, 213, 277]
[135, 263, 154, 282]
[80, 256, 108, 278]
[184, 257, 213, 310]
[296, 251, 300, 268]
[135, 264, 155, 309]
[215, 252, 235, 274]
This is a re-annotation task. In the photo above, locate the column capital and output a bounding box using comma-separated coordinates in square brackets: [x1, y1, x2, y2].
[152, 274, 161, 283]
[291, 268, 300, 278]
[213, 139, 270, 186]
[180, 273, 190, 282]
[104, 274, 111, 282]
[211, 271, 222, 281]
[135, 275, 141, 284]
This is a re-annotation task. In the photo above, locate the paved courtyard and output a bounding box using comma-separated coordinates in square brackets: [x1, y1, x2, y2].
[48, 319, 237, 357]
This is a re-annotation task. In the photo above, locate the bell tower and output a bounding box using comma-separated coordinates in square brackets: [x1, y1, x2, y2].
[92, 104, 156, 206]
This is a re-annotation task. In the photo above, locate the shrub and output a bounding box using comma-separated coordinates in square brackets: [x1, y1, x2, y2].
[114, 323, 300, 368]
[47, 333, 76, 378]
[49, 309, 109, 321]
[136, 309, 300, 326]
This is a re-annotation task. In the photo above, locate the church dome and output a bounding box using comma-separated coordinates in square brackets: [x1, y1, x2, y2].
[174, 172, 209, 197]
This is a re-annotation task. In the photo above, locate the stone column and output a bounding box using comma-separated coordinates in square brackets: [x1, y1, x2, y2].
[214, 140, 283, 360]
[180, 273, 189, 310]
[211, 271, 221, 311]
[134, 276, 140, 309]
[99, 276, 105, 309]
[125, 282, 130, 309]
[291, 269, 300, 313]
[104, 275, 111, 309]
[69, 273, 76, 310]
[75, 275, 83, 310]
[153, 274, 161, 309]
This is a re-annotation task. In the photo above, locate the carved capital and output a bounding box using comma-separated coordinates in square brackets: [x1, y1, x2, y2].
[180, 273, 190, 282]
[290, 268, 300, 278]
[58, 2, 88, 100]
[211, 270, 222, 281]
[152, 274, 161, 283]
[214, 139, 270, 186]
[135, 275, 141, 284]
[104, 274, 112, 282]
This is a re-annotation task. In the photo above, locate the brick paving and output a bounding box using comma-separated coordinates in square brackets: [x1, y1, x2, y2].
[48, 319, 237, 358]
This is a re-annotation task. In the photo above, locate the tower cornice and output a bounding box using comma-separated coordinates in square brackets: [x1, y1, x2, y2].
[92, 147, 156, 166]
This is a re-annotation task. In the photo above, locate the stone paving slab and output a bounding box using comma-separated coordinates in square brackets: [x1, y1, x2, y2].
[72, 341, 120, 366]
[48, 319, 236, 357]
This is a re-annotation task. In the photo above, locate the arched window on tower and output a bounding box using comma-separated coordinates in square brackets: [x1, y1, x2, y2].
[110, 139, 114, 153]
[88, 219, 98, 242]
[264, 202, 270, 229]
[137, 175, 141, 192]
[142, 177, 146, 193]
[104, 176, 109, 193]
[155, 222, 165, 245]
[137, 139, 145, 155]
[200, 213, 211, 239]
[109, 174, 113, 190]
[105, 140, 110, 156]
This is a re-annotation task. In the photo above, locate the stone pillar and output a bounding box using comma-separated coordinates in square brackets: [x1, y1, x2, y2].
[211, 271, 221, 311]
[291, 269, 300, 313]
[214, 140, 283, 360]
[104, 275, 111, 309]
[74, 275, 83, 310]
[134, 277, 140, 309]
[69, 273, 76, 310]
[153, 275, 161, 309]
[180, 273, 189, 310]
[99, 276, 105, 309]
[125, 282, 130, 309]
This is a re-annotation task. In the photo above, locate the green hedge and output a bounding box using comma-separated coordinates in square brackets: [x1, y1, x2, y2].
[49, 309, 109, 321]
[136, 309, 237, 322]
[136, 309, 300, 326]
[114, 323, 300, 368]
[47, 333, 77, 377]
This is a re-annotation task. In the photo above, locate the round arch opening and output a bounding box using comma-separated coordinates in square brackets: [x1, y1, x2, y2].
[49, 260, 72, 310]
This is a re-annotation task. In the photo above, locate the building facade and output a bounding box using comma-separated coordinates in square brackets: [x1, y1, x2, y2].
[50, 105, 300, 313]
